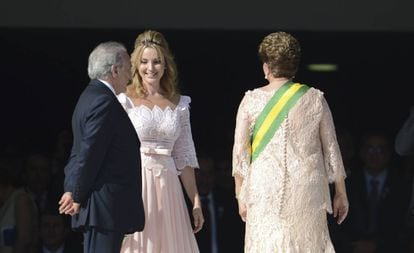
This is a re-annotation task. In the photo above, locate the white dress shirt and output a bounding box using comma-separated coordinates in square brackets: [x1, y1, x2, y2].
[98, 79, 116, 95]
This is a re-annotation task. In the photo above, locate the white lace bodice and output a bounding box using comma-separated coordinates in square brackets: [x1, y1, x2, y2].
[118, 93, 199, 173]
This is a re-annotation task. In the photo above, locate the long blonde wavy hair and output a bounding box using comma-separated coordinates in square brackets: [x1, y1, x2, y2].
[130, 30, 179, 98]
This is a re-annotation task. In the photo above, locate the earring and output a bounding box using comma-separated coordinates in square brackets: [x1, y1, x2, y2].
[264, 74, 268, 80]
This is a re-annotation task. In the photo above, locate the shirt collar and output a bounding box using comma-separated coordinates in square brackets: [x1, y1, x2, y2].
[98, 79, 116, 95]
[364, 169, 387, 194]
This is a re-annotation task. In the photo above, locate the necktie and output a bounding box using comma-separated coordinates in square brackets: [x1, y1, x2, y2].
[368, 178, 379, 234]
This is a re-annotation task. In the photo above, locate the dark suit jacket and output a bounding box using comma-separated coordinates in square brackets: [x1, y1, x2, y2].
[64, 79, 144, 233]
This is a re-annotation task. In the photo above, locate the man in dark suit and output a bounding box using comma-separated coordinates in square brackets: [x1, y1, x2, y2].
[344, 131, 410, 253]
[58, 41, 145, 253]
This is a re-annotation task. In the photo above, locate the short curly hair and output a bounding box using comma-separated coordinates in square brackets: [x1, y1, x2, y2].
[258, 32, 301, 79]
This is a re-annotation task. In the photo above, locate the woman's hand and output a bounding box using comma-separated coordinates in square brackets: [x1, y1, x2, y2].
[333, 192, 349, 224]
[238, 200, 247, 222]
[192, 205, 204, 233]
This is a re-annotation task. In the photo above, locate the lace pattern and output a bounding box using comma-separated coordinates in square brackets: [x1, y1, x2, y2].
[118, 94, 199, 175]
[232, 87, 345, 252]
[172, 98, 199, 170]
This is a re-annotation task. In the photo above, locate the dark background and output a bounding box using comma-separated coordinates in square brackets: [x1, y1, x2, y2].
[1, 4, 414, 252]
[1, 0, 414, 154]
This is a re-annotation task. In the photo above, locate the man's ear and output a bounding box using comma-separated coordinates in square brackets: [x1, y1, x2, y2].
[111, 65, 118, 75]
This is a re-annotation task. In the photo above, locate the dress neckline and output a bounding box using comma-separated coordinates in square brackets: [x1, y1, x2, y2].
[134, 104, 177, 112]
[255, 88, 278, 95]
[130, 95, 183, 111]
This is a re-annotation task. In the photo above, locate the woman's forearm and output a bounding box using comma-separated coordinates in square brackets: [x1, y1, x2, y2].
[180, 166, 201, 207]
[234, 174, 244, 199]
[334, 178, 347, 196]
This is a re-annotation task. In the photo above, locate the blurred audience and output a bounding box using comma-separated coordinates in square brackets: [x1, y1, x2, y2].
[195, 151, 244, 253]
[337, 127, 358, 175]
[20, 153, 52, 214]
[37, 209, 82, 253]
[344, 131, 410, 253]
[0, 155, 39, 253]
[50, 129, 72, 177]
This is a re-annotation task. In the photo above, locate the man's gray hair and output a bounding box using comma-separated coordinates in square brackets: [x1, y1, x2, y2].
[87, 41, 127, 80]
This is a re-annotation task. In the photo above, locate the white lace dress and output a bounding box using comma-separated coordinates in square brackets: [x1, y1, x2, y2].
[118, 93, 200, 253]
[233, 87, 346, 253]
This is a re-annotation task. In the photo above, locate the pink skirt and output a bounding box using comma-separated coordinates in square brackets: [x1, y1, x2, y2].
[120, 159, 199, 253]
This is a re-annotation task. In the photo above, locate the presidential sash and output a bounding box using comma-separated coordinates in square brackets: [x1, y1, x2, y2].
[251, 81, 310, 162]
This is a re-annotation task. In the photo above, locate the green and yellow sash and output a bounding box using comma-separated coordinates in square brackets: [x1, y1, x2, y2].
[251, 81, 309, 162]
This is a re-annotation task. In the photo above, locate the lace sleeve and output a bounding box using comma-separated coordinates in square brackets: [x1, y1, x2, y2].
[232, 92, 253, 179]
[117, 93, 134, 112]
[172, 96, 199, 171]
[319, 95, 346, 183]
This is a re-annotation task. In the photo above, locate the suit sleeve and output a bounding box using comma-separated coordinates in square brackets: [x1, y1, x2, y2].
[63, 145, 77, 193]
[73, 96, 116, 204]
[395, 107, 414, 156]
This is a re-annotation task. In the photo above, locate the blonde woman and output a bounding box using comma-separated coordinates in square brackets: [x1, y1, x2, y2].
[119, 30, 203, 253]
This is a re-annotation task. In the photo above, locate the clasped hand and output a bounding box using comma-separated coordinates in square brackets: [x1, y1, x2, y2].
[58, 192, 80, 216]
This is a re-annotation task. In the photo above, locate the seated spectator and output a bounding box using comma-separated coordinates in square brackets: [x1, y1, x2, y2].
[0, 154, 39, 253]
[38, 209, 83, 253]
[21, 153, 52, 213]
[344, 131, 410, 253]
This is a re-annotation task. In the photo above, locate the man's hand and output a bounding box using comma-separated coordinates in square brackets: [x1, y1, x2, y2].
[58, 192, 74, 215]
[70, 202, 81, 216]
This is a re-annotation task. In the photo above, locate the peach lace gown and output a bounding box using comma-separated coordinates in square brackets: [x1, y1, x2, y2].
[232, 87, 346, 253]
[118, 93, 200, 253]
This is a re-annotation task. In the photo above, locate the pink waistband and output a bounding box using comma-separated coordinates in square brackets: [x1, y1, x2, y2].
[140, 147, 172, 156]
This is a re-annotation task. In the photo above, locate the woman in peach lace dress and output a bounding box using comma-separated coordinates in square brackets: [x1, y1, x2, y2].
[232, 31, 349, 253]
[119, 30, 203, 253]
